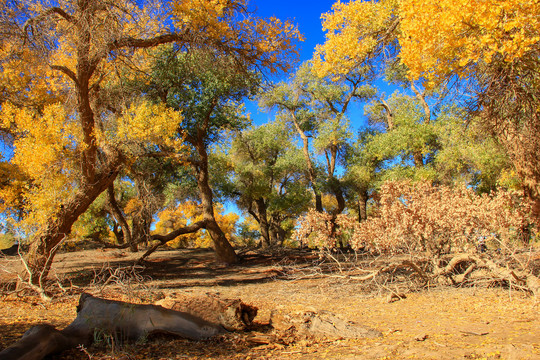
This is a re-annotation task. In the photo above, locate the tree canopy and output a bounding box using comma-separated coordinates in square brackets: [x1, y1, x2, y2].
[0, 0, 538, 287]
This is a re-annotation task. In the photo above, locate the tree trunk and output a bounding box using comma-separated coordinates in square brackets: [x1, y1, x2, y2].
[410, 82, 431, 123]
[107, 184, 130, 246]
[357, 190, 368, 222]
[329, 177, 346, 216]
[111, 223, 124, 245]
[269, 223, 286, 247]
[193, 139, 238, 264]
[253, 198, 271, 248]
[26, 168, 119, 284]
[290, 113, 322, 212]
[413, 151, 424, 168]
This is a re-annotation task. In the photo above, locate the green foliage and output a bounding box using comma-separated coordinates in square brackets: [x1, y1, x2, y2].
[144, 48, 258, 144]
[364, 92, 436, 165]
[433, 110, 512, 192]
[221, 120, 311, 245]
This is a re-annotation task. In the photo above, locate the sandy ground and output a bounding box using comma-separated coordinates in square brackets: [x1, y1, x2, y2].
[1, 248, 539, 359]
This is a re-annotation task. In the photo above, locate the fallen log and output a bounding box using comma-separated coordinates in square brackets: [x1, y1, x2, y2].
[156, 293, 258, 331]
[0, 293, 224, 360]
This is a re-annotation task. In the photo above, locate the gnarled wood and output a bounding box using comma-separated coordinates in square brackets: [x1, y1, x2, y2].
[0, 293, 224, 360]
[156, 293, 258, 331]
[270, 307, 382, 339]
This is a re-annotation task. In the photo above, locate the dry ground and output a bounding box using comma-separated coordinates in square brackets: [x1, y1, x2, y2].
[0, 248, 539, 359]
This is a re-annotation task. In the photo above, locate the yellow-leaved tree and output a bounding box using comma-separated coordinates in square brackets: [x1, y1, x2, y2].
[313, 0, 540, 231]
[0, 0, 301, 284]
[312, 0, 399, 79]
[398, 0, 540, 228]
[153, 202, 239, 250]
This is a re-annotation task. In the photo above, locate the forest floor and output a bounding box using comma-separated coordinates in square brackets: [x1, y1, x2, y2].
[0, 247, 539, 360]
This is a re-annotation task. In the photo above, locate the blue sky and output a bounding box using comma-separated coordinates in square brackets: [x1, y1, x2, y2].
[245, 0, 371, 129]
[249, 0, 338, 64]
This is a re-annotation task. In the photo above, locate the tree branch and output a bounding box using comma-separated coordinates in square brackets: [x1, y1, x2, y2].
[151, 220, 208, 243]
[410, 82, 431, 123]
[49, 65, 78, 85]
[23, 7, 74, 34]
[108, 33, 187, 52]
[379, 98, 394, 130]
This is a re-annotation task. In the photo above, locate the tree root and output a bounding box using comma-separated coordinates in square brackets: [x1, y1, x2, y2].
[348, 253, 540, 296]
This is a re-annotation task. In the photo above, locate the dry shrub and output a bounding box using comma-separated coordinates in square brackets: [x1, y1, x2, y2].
[293, 209, 360, 249]
[293, 210, 361, 250]
[295, 181, 533, 256]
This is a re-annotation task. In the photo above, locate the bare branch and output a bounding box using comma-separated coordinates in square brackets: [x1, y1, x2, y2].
[108, 33, 187, 52]
[50, 65, 78, 85]
[23, 6, 74, 33]
[410, 82, 431, 123]
[137, 220, 209, 262]
[151, 220, 208, 243]
[379, 98, 394, 130]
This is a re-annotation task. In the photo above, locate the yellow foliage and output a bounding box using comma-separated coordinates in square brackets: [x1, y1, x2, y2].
[153, 202, 239, 248]
[313, 0, 540, 83]
[112, 101, 185, 151]
[312, 0, 399, 78]
[172, 0, 303, 73]
[0, 160, 27, 218]
[1, 103, 80, 180]
[0, 41, 66, 107]
[0, 103, 82, 228]
[124, 198, 144, 216]
[399, 0, 540, 81]
[173, 0, 231, 38]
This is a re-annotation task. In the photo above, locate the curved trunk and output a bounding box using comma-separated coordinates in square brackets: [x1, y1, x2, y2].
[26, 167, 119, 284]
[107, 184, 130, 246]
[331, 181, 346, 216]
[25, 1, 107, 284]
[193, 139, 238, 264]
[290, 113, 322, 212]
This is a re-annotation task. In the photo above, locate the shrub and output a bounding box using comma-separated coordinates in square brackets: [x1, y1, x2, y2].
[292, 210, 362, 249]
[294, 181, 533, 256]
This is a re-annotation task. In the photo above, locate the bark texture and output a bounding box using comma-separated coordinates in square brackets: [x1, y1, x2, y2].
[270, 308, 382, 339]
[156, 293, 258, 331]
[0, 293, 224, 360]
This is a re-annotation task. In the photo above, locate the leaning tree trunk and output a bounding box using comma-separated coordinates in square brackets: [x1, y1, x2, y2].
[290, 113, 322, 212]
[26, 168, 119, 285]
[106, 184, 131, 247]
[194, 139, 238, 264]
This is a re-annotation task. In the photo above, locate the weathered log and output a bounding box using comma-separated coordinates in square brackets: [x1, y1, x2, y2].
[0, 324, 82, 360]
[270, 307, 382, 339]
[0, 293, 224, 360]
[156, 293, 258, 331]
